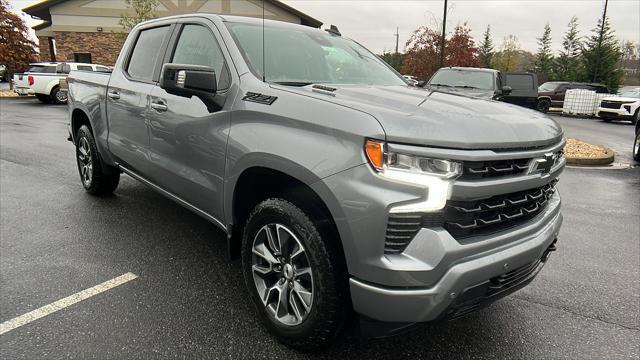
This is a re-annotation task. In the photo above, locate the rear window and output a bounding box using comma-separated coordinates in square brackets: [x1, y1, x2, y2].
[77, 65, 93, 71]
[539, 82, 560, 92]
[27, 65, 56, 73]
[127, 26, 170, 82]
[505, 74, 534, 90]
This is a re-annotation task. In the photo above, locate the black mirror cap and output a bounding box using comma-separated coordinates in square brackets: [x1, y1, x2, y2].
[160, 63, 217, 97]
[502, 85, 513, 95]
[416, 80, 427, 88]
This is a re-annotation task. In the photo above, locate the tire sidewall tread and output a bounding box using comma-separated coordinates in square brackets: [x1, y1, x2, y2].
[76, 125, 119, 195]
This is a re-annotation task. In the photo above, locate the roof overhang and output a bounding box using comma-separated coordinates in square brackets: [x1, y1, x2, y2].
[22, 0, 322, 28]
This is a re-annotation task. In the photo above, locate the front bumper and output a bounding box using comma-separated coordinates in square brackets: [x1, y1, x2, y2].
[597, 107, 635, 119]
[349, 208, 561, 323]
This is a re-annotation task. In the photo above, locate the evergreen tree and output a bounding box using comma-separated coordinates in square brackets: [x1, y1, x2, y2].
[554, 16, 583, 81]
[582, 16, 623, 92]
[534, 23, 554, 81]
[479, 25, 494, 68]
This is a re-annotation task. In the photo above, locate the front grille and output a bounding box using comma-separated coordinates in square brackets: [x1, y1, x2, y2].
[461, 158, 531, 179]
[444, 180, 557, 238]
[600, 100, 622, 109]
[383, 181, 557, 253]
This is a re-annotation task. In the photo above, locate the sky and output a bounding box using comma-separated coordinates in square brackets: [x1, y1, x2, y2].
[9, 0, 640, 54]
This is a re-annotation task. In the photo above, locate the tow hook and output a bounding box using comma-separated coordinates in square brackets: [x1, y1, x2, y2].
[541, 239, 557, 262]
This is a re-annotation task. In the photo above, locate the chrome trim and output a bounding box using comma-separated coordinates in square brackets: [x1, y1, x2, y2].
[118, 164, 228, 232]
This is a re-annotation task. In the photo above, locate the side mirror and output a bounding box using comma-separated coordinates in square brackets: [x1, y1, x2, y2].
[160, 63, 217, 98]
[502, 85, 513, 95]
[416, 80, 427, 88]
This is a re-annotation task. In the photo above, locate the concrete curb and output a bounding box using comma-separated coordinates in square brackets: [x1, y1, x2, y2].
[565, 146, 615, 166]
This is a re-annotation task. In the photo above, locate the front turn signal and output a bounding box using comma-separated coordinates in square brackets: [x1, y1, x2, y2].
[365, 139, 384, 171]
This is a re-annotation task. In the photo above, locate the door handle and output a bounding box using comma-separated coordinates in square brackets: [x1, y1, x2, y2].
[151, 101, 168, 112]
[107, 91, 120, 100]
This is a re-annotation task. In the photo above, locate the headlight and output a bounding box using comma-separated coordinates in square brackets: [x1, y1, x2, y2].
[365, 139, 461, 212]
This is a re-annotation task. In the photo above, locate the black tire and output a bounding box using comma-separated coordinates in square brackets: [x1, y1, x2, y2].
[633, 132, 640, 162]
[241, 198, 346, 351]
[36, 94, 51, 103]
[50, 86, 67, 104]
[536, 98, 550, 113]
[75, 125, 120, 195]
[631, 109, 639, 125]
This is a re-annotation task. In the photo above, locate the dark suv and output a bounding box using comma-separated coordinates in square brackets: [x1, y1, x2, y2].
[537, 81, 609, 112]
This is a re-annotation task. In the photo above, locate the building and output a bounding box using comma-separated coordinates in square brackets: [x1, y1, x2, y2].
[22, 0, 322, 65]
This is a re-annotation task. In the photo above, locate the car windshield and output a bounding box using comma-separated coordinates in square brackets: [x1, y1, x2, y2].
[619, 88, 640, 98]
[539, 82, 560, 92]
[225, 22, 406, 86]
[428, 69, 495, 90]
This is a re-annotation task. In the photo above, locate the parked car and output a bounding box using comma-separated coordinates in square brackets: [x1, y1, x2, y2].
[67, 14, 565, 350]
[537, 81, 610, 112]
[596, 87, 640, 124]
[12, 62, 111, 104]
[0, 64, 8, 82]
[402, 74, 419, 86]
[427, 67, 539, 110]
[634, 120, 640, 161]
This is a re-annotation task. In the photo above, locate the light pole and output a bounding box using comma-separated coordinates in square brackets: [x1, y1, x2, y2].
[440, 0, 448, 67]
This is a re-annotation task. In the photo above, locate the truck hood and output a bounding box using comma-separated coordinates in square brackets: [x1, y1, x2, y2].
[602, 96, 640, 103]
[282, 85, 563, 149]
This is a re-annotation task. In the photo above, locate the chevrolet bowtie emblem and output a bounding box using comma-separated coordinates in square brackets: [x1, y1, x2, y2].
[528, 152, 555, 175]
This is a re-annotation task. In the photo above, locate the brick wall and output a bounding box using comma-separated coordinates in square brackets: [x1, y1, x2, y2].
[48, 32, 124, 66]
[38, 36, 53, 62]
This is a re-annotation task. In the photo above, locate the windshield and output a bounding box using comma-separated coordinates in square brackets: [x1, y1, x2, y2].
[619, 88, 640, 98]
[428, 69, 495, 90]
[225, 22, 406, 86]
[539, 82, 560, 92]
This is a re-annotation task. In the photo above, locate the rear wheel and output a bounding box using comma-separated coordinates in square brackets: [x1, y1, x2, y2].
[242, 198, 346, 351]
[536, 98, 550, 113]
[76, 125, 120, 195]
[36, 94, 51, 104]
[50, 86, 67, 104]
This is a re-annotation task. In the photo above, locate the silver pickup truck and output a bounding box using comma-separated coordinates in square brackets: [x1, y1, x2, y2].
[67, 14, 565, 350]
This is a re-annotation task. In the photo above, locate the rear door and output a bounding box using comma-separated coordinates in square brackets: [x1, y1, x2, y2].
[503, 72, 538, 108]
[146, 19, 234, 220]
[106, 23, 173, 174]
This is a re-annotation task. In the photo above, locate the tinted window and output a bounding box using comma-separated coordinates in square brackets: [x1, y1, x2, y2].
[505, 74, 534, 90]
[28, 66, 56, 73]
[539, 82, 560, 92]
[429, 69, 496, 90]
[77, 65, 93, 71]
[127, 26, 170, 81]
[171, 24, 229, 89]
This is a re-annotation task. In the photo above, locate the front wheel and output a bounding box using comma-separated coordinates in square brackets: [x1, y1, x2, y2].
[76, 125, 120, 195]
[242, 198, 346, 350]
[633, 132, 640, 162]
[536, 98, 550, 113]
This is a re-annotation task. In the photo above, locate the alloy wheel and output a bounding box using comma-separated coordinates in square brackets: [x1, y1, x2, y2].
[77, 137, 93, 187]
[251, 223, 314, 326]
[56, 90, 68, 103]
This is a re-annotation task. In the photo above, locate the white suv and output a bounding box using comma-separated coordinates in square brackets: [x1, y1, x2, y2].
[597, 88, 640, 124]
[12, 62, 110, 104]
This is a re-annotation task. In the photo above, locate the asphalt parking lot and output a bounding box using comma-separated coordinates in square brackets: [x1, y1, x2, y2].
[1, 97, 638, 359]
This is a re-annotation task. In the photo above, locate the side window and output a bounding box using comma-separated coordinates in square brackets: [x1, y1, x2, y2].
[505, 74, 533, 90]
[96, 66, 110, 72]
[171, 24, 230, 90]
[127, 26, 170, 82]
[77, 65, 93, 71]
[41, 66, 57, 74]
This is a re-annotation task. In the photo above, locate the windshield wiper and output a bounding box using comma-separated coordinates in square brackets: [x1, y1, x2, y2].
[453, 85, 482, 89]
[272, 81, 315, 87]
[429, 83, 453, 87]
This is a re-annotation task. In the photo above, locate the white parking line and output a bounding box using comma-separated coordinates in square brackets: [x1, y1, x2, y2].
[0, 272, 138, 335]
